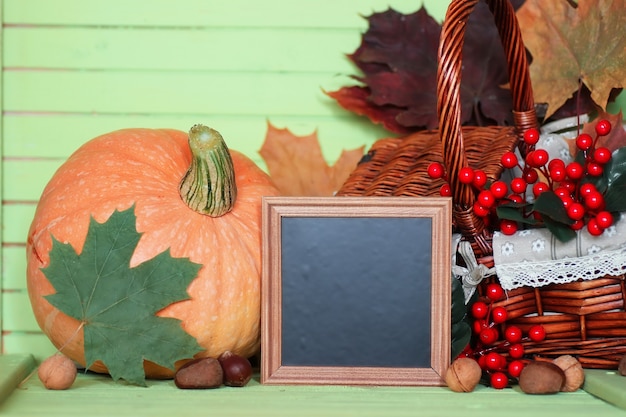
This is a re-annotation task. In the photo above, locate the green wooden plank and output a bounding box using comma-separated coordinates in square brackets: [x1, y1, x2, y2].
[2, 204, 36, 244]
[0, 354, 36, 405]
[3, 247, 27, 291]
[1, 132, 373, 202]
[2, 334, 56, 361]
[4, 27, 361, 72]
[4, 0, 445, 27]
[2, 291, 39, 332]
[3, 114, 385, 160]
[3, 71, 354, 116]
[0, 372, 624, 417]
[3, 159, 63, 202]
[583, 369, 626, 411]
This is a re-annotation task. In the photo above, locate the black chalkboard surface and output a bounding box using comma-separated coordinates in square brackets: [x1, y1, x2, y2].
[261, 197, 451, 386]
[280, 216, 432, 368]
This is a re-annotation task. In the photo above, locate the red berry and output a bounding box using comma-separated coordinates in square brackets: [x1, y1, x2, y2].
[587, 218, 604, 236]
[501, 152, 519, 169]
[528, 325, 546, 342]
[595, 119, 612, 136]
[524, 150, 535, 166]
[594, 147, 612, 164]
[561, 180, 577, 192]
[486, 283, 505, 302]
[566, 162, 584, 180]
[500, 220, 518, 235]
[523, 128, 540, 145]
[477, 354, 488, 370]
[508, 343, 525, 359]
[554, 186, 570, 198]
[471, 301, 489, 319]
[548, 158, 565, 171]
[485, 352, 505, 371]
[473, 202, 491, 218]
[479, 327, 499, 345]
[491, 306, 508, 324]
[579, 183, 597, 196]
[459, 167, 475, 184]
[504, 325, 523, 343]
[549, 166, 566, 182]
[567, 202, 585, 221]
[427, 162, 445, 179]
[524, 168, 539, 184]
[586, 162, 604, 177]
[510, 178, 527, 194]
[575, 133, 593, 151]
[596, 211, 613, 229]
[584, 191, 604, 210]
[530, 149, 549, 167]
[473, 319, 489, 334]
[490, 181, 508, 199]
[490, 372, 509, 389]
[508, 360, 525, 378]
[507, 194, 524, 203]
[478, 190, 496, 208]
[532, 181, 549, 197]
[440, 183, 452, 197]
[472, 169, 487, 188]
[571, 219, 585, 230]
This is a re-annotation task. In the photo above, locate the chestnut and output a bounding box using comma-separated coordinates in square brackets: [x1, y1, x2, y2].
[218, 351, 253, 387]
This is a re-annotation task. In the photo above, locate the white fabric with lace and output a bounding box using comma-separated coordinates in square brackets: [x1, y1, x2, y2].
[493, 218, 626, 290]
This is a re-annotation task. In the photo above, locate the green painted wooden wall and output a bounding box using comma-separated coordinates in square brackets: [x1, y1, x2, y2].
[2, 0, 625, 361]
[0, 0, 454, 360]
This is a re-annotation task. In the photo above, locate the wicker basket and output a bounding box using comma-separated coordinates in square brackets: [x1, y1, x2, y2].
[337, 0, 626, 368]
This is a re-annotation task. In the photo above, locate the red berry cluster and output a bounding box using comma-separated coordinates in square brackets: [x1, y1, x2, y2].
[427, 119, 615, 236]
[458, 282, 547, 389]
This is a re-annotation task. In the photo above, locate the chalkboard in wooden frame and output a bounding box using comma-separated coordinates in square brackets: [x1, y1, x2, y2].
[261, 197, 452, 386]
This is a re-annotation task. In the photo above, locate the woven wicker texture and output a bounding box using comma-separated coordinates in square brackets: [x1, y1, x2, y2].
[337, 0, 626, 368]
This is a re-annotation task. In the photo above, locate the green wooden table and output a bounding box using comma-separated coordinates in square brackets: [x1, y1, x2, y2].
[2, 354, 625, 417]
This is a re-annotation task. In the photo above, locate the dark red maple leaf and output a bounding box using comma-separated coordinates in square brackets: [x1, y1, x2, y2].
[326, 7, 440, 134]
[327, 2, 529, 135]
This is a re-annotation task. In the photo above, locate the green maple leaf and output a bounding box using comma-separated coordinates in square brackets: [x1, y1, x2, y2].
[42, 206, 203, 386]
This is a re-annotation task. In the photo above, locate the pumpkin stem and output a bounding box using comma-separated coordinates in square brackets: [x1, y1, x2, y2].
[179, 124, 237, 217]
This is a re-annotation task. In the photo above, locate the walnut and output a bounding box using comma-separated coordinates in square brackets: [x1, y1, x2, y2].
[553, 355, 585, 392]
[444, 357, 482, 392]
[38, 353, 77, 390]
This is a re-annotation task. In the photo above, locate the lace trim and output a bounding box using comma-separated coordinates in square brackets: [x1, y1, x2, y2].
[495, 246, 626, 290]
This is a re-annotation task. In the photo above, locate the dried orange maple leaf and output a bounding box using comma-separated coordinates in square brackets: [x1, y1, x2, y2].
[517, 0, 626, 119]
[258, 123, 364, 196]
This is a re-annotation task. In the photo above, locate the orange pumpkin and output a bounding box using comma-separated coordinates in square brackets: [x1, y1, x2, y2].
[26, 125, 280, 378]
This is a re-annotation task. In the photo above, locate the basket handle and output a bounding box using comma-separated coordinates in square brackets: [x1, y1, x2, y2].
[437, 0, 538, 250]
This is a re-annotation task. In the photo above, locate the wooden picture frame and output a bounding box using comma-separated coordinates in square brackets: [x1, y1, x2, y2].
[261, 197, 452, 386]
